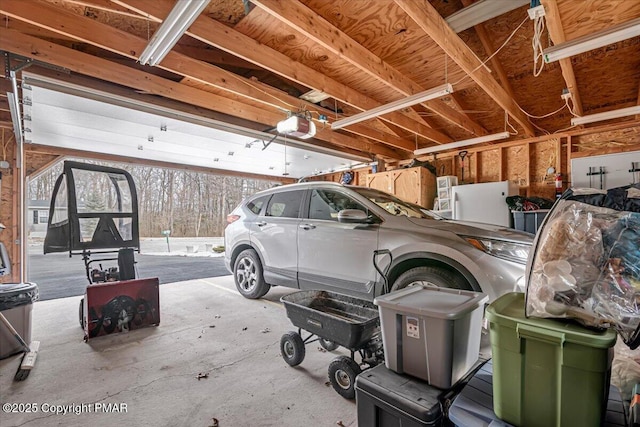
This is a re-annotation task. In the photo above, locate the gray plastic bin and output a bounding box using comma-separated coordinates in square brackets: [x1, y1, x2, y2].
[0, 282, 38, 359]
[374, 285, 487, 389]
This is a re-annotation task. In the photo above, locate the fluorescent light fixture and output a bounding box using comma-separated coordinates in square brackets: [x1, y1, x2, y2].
[414, 131, 510, 155]
[331, 83, 453, 130]
[544, 17, 640, 63]
[7, 91, 23, 144]
[571, 105, 640, 126]
[446, 0, 529, 33]
[138, 0, 211, 66]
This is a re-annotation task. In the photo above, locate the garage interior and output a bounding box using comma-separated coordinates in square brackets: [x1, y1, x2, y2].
[0, 0, 639, 426]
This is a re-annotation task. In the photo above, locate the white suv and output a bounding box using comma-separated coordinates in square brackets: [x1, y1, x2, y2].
[224, 181, 532, 301]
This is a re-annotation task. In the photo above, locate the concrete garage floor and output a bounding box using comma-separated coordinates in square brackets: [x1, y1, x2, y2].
[0, 276, 358, 427]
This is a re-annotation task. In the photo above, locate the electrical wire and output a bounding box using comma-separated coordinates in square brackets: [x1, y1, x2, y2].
[453, 16, 529, 87]
[532, 15, 546, 77]
[518, 100, 567, 119]
[505, 111, 519, 135]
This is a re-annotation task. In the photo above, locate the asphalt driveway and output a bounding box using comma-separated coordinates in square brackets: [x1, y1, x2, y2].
[27, 237, 232, 300]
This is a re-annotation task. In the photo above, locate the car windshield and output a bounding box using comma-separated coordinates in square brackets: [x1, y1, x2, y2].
[350, 187, 431, 219]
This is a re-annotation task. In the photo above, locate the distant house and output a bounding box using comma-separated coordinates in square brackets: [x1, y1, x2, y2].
[28, 200, 51, 238]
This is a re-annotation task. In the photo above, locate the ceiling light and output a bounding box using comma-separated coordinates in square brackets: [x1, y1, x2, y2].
[571, 105, 640, 126]
[543, 18, 640, 63]
[138, 0, 211, 66]
[331, 83, 453, 130]
[414, 131, 510, 155]
[446, 0, 529, 33]
[277, 115, 317, 139]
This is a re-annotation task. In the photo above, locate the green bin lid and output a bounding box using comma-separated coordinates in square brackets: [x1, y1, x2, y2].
[486, 292, 617, 348]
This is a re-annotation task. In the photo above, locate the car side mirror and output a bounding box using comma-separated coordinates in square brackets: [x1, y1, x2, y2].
[337, 209, 370, 223]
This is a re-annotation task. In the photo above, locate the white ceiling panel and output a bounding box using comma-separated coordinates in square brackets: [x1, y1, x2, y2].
[22, 73, 370, 179]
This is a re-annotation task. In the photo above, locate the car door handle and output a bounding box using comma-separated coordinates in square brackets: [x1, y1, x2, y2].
[256, 221, 267, 227]
[299, 224, 316, 230]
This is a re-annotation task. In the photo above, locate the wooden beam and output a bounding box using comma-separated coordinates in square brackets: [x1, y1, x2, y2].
[460, 0, 517, 101]
[250, 0, 487, 136]
[394, 0, 536, 137]
[540, 0, 584, 116]
[1, 1, 408, 156]
[0, 25, 405, 162]
[570, 141, 640, 159]
[555, 138, 562, 174]
[25, 144, 297, 183]
[0, 29, 401, 160]
[114, 0, 453, 145]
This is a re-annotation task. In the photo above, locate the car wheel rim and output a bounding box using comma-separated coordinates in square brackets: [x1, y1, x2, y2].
[409, 280, 439, 288]
[236, 257, 257, 292]
[283, 341, 295, 359]
[335, 369, 351, 389]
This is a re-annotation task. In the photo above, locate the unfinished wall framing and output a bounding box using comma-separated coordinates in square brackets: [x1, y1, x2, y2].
[313, 121, 640, 201]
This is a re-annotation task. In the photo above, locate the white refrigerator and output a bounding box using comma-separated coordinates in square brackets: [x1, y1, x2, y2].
[451, 181, 519, 227]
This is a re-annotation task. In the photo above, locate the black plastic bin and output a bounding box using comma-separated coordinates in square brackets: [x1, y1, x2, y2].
[0, 282, 38, 359]
[355, 363, 442, 427]
[511, 209, 549, 234]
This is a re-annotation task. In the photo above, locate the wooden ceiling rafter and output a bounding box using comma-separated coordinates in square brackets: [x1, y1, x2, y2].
[540, 0, 584, 116]
[113, 0, 452, 146]
[394, 0, 536, 138]
[0, 28, 402, 160]
[250, 0, 489, 137]
[0, 0, 406, 158]
[459, 0, 517, 101]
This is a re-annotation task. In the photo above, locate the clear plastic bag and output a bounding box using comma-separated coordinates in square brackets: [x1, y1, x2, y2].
[526, 197, 640, 348]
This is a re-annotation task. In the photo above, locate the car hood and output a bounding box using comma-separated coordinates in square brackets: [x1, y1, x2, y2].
[405, 217, 533, 245]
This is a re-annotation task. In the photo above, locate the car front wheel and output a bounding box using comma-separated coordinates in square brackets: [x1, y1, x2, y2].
[391, 266, 471, 292]
[233, 249, 270, 299]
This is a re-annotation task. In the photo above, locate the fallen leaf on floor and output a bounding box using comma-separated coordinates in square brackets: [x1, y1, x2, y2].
[324, 381, 331, 387]
[197, 372, 209, 380]
[336, 421, 345, 427]
[260, 328, 270, 333]
[242, 327, 248, 331]
[198, 335, 202, 339]
[208, 417, 219, 427]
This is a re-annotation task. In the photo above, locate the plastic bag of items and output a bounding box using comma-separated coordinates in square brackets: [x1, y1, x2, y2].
[526, 184, 640, 349]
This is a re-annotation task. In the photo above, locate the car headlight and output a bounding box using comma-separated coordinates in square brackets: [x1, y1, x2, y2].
[462, 236, 530, 265]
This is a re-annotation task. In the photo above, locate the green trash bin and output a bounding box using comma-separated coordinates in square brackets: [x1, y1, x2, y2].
[486, 292, 617, 427]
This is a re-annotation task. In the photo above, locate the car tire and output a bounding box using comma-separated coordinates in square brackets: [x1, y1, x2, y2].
[280, 331, 306, 367]
[328, 356, 361, 399]
[391, 266, 471, 292]
[319, 338, 339, 351]
[233, 249, 270, 299]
